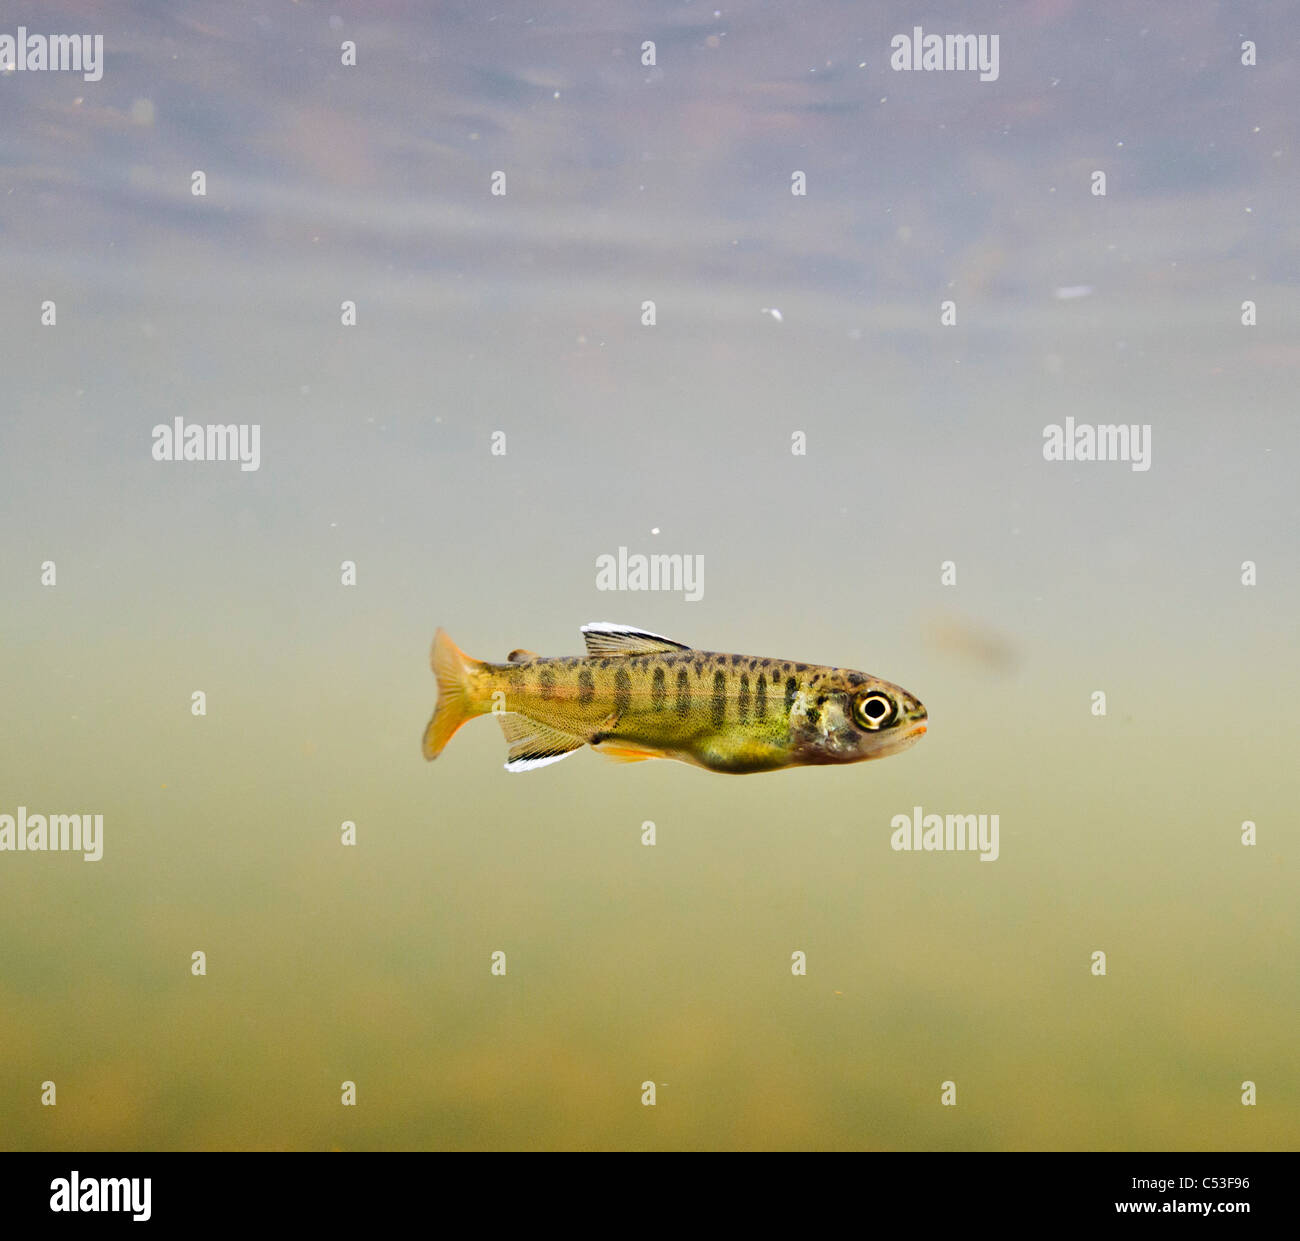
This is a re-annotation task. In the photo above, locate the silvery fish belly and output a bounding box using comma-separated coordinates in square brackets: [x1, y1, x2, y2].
[422, 623, 927, 775]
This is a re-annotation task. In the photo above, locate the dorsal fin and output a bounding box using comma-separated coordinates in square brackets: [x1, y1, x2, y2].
[581, 622, 692, 656]
[507, 649, 538, 664]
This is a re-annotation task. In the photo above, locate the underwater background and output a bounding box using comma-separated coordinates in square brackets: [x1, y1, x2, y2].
[1, 0, 1296, 1149]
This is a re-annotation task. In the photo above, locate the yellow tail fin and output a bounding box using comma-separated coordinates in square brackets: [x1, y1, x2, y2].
[422, 629, 486, 760]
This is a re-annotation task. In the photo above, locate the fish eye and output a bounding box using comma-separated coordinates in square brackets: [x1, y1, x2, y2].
[853, 692, 896, 731]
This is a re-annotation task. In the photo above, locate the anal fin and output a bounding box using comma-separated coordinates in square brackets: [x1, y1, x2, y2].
[497, 712, 586, 772]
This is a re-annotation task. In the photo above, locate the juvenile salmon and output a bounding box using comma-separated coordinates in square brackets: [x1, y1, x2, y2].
[422, 623, 927, 775]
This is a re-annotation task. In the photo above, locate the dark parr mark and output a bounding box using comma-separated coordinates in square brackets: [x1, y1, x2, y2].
[711, 670, 727, 726]
[755, 674, 767, 719]
[784, 676, 798, 714]
[652, 666, 666, 711]
[539, 668, 556, 699]
[614, 667, 631, 716]
[675, 668, 691, 716]
[738, 673, 750, 722]
[578, 669, 595, 706]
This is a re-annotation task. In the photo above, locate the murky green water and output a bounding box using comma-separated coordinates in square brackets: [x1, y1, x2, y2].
[2, 1, 1296, 1150]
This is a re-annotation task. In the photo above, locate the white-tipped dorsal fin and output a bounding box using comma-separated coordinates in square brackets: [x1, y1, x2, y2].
[581, 622, 692, 656]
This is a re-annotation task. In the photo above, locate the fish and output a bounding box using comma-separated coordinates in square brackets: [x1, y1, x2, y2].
[422, 622, 927, 775]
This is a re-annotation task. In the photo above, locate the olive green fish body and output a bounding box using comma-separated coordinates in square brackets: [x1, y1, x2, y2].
[423, 623, 926, 775]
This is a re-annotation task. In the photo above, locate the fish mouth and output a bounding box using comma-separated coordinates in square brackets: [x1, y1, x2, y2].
[862, 718, 927, 760]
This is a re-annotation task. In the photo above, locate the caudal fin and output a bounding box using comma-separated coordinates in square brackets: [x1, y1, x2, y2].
[422, 628, 485, 760]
